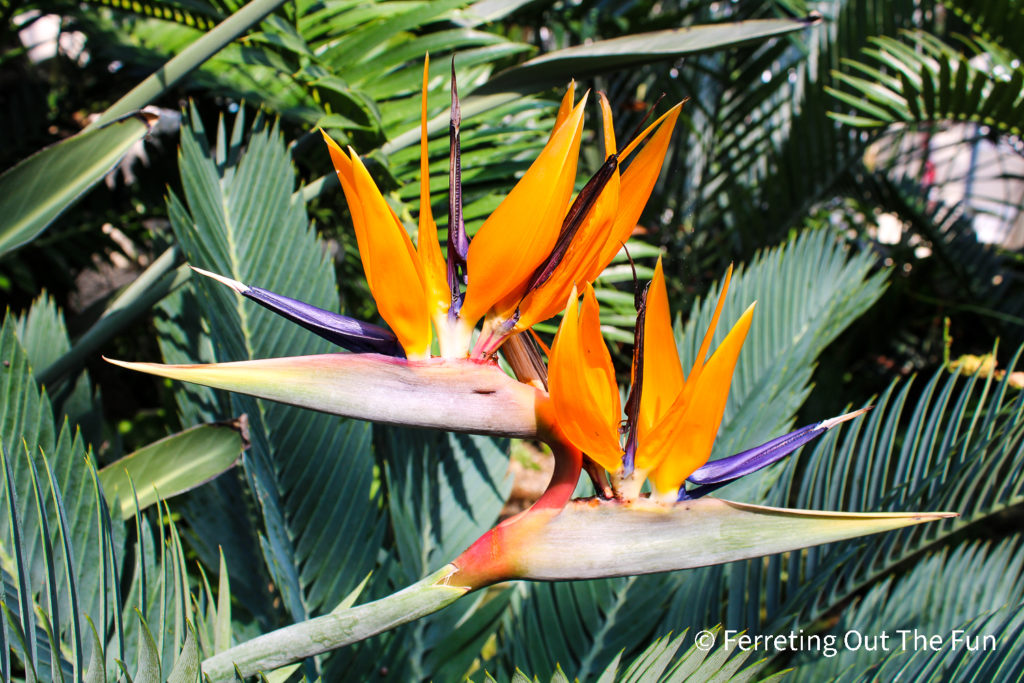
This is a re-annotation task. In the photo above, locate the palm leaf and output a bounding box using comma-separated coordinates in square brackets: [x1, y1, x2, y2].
[162, 108, 385, 651]
[830, 600, 1024, 682]
[829, 30, 1024, 136]
[762, 349, 1024, 631]
[788, 536, 1024, 681]
[0, 317, 116, 650]
[329, 428, 512, 682]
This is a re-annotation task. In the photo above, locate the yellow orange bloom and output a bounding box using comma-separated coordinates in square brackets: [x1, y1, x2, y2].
[321, 57, 682, 361]
[474, 96, 682, 356]
[549, 258, 755, 498]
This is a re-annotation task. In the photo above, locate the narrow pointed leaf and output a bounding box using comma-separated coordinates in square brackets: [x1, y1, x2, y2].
[133, 612, 161, 683]
[166, 623, 199, 683]
[97, 419, 248, 520]
[0, 112, 157, 256]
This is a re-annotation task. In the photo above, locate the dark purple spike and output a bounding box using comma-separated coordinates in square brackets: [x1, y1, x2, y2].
[523, 154, 618, 293]
[190, 267, 403, 357]
[684, 409, 870, 493]
[621, 93, 666, 155]
[243, 286, 404, 356]
[621, 242, 643, 312]
[621, 281, 652, 475]
[447, 58, 468, 317]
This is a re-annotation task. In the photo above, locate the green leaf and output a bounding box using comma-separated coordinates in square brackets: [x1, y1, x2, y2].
[683, 229, 888, 497]
[97, 419, 248, 520]
[475, 19, 818, 96]
[0, 112, 157, 256]
[83, 617, 105, 683]
[787, 536, 1024, 681]
[167, 622, 200, 683]
[0, 316, 118, 653]
[91, 0, 290, 126]
[133, 611, 161, 683]
[158, 108, 385, 631]
[354, 428, 512, 681]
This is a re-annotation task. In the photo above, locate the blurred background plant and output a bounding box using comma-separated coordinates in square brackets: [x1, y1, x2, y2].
[1, 0, 1022, 680]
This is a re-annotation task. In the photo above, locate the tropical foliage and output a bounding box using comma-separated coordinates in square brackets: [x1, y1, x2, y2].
[1, 0, 1022, 681]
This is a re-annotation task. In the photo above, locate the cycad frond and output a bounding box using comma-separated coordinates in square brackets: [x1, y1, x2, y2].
[829, 30, 1024, 137]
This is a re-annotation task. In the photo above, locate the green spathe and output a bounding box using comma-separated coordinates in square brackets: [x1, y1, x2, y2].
[106, 355, 543, 437]
[512, 498, 957, 580]
[199, 499, 954, 679]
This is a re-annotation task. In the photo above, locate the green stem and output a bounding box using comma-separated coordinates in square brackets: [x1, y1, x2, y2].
[201, 565, 467, 679]
[90, 0, 288, 128]
[38, 247, 187, 386]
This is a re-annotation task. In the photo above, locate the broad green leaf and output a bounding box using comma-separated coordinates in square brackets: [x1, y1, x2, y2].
[0, 112, 156, 256]
[97, 420, 248, 520]
[476, 19, 818, 96]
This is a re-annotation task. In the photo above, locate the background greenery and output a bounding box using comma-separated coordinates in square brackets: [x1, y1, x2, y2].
[1, 0, 1022, 680]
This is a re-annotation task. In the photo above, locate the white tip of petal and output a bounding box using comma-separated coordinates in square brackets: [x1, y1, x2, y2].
[817, 407, 872, 432]
[189, 265, 248, 294]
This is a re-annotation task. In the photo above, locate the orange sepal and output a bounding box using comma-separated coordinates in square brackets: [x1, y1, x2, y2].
[591, 103, 682, 277]
[511, 170, 620, 331]
[549, 285, 623, 471]
[636, 257, 685, 442]
[321, 130, 432, 358]
[549, 81, 577, 142]
[643, 302, 755, 493]
[461, 92, 588, 327]
[417, 55, 449, 318]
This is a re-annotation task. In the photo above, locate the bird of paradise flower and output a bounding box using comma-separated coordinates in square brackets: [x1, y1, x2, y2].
[108, 58, 954, 679]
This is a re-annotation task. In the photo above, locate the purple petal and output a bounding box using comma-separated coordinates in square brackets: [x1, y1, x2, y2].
[688, 409, 869, 486]
[446, 59, 468, 317]
[191, 267, 403, 357]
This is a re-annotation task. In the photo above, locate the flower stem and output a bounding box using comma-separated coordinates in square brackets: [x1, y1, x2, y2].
[201, 565, 466, 679]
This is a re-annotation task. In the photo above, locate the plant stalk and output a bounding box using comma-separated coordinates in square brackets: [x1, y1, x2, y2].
[90, 0, 289, 128]
[201, 565, 467, 679]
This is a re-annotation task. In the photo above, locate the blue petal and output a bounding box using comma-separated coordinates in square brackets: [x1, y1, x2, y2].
[682, 409, 868, 499]
[244, 286, 404, 357]
[192, 267, 404, 357]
